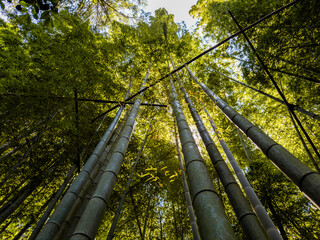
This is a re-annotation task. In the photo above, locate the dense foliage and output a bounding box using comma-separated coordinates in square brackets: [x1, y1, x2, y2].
[0, 0, 319, 239]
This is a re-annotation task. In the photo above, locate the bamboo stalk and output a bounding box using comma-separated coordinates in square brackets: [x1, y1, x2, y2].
[107, 123, 151, 240]
[58, 101, 132, 239]
[228, 10, 320, 171]
[203, 105, 282, 240]
[64, 114, 128, 240]
[170, 76, 236, 240]
[173, 122, 201, 240]
[36, 101, 125, 240]
[29, 165, 77, 240]
[171, 58, 268, 240]
[186, 65, 320, 209]
[237, 129, 253, 164]
[70, 68, 150, 240]
[64, 115, 126, 239]
[278, 81, 320, 173]
[0, 184, 35, 225]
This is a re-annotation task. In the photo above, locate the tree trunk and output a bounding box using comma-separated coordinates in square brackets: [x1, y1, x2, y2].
[186, 65, 320, 209]
[0, 110, 57, 155]
[13, 220, 33, 240]
[0, 131, 45, 189]
[70, 68, 150, 240]
[172, 203, 178, 240]
[107, 124, 150, 240]
[171, 58, 268, 240]
[159, 211, 163, 240]
[55, 118, 128, 240]
[264, 192, 288, 240]
[174, 123, 201, 240]
[0, 134, 38, 167]
[29, 165, 77, 240]
[204, 105, 282, 240]
[0, 182, 33, 215]
[169, 75, 236, 240]
[64, 114, 129, 240]
[237, 129, 253, 164]
[0, 183, 35, 225]
[142, 198, 151, 240]
[278, 81, 320, 173]
[129, 191, 143, 239]
[36, 98, 126, 239]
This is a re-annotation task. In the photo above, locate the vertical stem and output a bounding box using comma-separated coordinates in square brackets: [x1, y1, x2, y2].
[159, 211, 163, 240]
[203, 105, 282, 240]
[278, 82, 320, 173]
[171, 57, 268, 239]
[228, 10, 320, 169]
[29, 165, 77, 240]
[142, 198, 151, 240]
[172, 203, 178, 240]
[264, 192, 288, 240]
[74, 88, 81, 172]
[170, 75, 236, 240]
[70, 68, 150, 240]
[129, 191, 143, 239]
[186, 64, 320, 209]
[107, 124, 151, 240]
[173, 121, 201, 240]
[37, 98, 126, 239]
[237, 129, 253, 164]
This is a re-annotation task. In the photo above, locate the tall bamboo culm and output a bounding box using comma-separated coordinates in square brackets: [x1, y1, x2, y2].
[70, 68, 150, 240]
[186, 65, 320, 209]
[173, 122, 201, 240]
[56, 77, 134, 240]
[36, 95, 127, 240]
[170, 59, 268, 240]
[170, 77, 236, 240]
[29, 165, 77, 240]
[203, 105, 282, 240]
[63, 114, 129, 240]
[107, 122, 151, 240]
[54, 126, 123, 240]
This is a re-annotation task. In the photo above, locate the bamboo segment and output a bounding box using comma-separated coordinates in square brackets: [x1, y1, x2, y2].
[186, 65, 320, 209]
[237, 129, 253, 164]
[0, 184, 35, 225]
[203, 105, 282, 240]
[36, 104, 125, 240]
[170, 77, 236, 240]
[65, 116, 127, 240]
[171, 61, 268, 240]
[107, 123, 150, 240]
[29, 165, 77, 240]
[173, 123, 201, 240]
[53, 151, 108, 240]
[70, 69, 149, 240]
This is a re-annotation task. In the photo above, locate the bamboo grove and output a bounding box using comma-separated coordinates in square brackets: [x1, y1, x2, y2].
[0, 0, 320, 239]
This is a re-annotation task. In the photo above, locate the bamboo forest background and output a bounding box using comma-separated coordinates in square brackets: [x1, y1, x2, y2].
[0, 0, 319, 239]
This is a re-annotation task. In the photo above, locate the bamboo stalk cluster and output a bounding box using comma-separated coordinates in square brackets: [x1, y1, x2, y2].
[34, 70, 149, 239]
[185, 65, 320, 209]
[29, 60, 319, 240]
